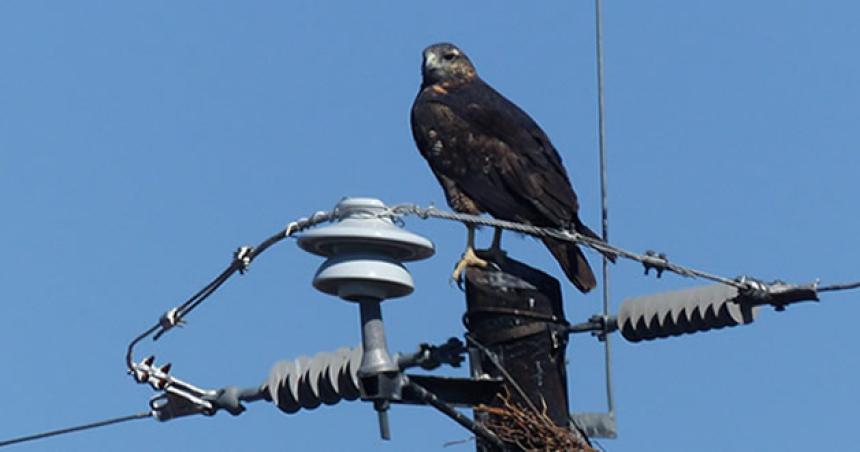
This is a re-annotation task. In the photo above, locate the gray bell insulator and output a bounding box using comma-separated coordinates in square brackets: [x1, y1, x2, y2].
[297, 198, 436, 440]
[298, 197, 435, 301]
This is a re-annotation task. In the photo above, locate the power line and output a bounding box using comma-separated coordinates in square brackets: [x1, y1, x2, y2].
[385, 204, 860, 299]
[819, 280, 860, 292]
[0, 412, 151, 448]
[388, 204, 746, 289]
[125, 210, 334, 372]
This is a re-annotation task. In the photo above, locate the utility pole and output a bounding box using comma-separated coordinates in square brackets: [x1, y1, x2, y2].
[465, 249, 590, 451]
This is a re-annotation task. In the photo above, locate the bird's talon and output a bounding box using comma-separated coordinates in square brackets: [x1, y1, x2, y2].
[448, 274, 461, 287]
[450, 247, 488, 285]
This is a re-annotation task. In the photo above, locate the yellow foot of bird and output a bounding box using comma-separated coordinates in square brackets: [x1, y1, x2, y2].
[450, 247, 489, 286]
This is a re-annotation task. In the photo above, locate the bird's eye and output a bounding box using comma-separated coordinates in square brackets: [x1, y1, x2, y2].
[442, 53, 457, 61]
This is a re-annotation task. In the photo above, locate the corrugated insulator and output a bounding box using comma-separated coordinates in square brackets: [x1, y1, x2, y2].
[617, 284, 758, 343]
[264, 346, 363, 414]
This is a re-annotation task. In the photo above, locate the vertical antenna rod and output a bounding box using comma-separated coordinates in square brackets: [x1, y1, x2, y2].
[594, 0, 615, 416]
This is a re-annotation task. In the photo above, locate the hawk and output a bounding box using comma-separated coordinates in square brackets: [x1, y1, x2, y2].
[410, 43, 611, 293]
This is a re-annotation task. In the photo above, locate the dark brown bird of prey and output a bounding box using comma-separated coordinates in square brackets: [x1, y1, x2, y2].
[410, 43, 610, 293]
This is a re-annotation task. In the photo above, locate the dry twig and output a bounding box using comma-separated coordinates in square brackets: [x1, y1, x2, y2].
[475, 392, 594, 452]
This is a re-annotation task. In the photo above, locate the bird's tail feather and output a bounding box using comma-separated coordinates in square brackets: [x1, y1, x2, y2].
[542, 238, 597, 294]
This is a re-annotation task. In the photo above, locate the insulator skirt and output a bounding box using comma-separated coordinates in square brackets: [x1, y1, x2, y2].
[264, 346, 363, 413]
[617, 284, 758, 343]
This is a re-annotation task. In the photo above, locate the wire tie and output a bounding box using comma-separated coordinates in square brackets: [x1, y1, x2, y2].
[642, 250, 668, 278]
[284, 222, 299, 237]
[234, 246, 253, 274]
[156, 307, 184, 338]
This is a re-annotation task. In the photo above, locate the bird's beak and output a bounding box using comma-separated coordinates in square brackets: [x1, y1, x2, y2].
[423, 51, 440, 71]
[422, 51, 443, 82]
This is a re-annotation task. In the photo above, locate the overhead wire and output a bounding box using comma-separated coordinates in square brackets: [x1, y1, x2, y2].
[0, 412, 152, 448]
[819, 280, 860, 292]
[387, 204, 747, 289]
[125, 210, 334, 371]
[385, 204, 860, 298]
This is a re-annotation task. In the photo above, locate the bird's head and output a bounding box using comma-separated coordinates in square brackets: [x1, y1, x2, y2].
[421, 43, 477, 87]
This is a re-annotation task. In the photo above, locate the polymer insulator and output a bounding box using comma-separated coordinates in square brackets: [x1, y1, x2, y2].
[617, 284, 758, 343]
[264, 346, 363, 414]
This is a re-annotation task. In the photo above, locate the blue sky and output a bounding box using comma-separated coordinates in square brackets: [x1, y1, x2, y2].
[1, 1, 858, 451]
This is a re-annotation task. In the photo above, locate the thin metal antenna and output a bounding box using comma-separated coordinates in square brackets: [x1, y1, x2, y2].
[594, 0, 615, 416]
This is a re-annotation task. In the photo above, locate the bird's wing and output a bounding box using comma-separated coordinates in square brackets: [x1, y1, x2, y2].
[432, 80, 582, 226]
[457, 81, 569, 177]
